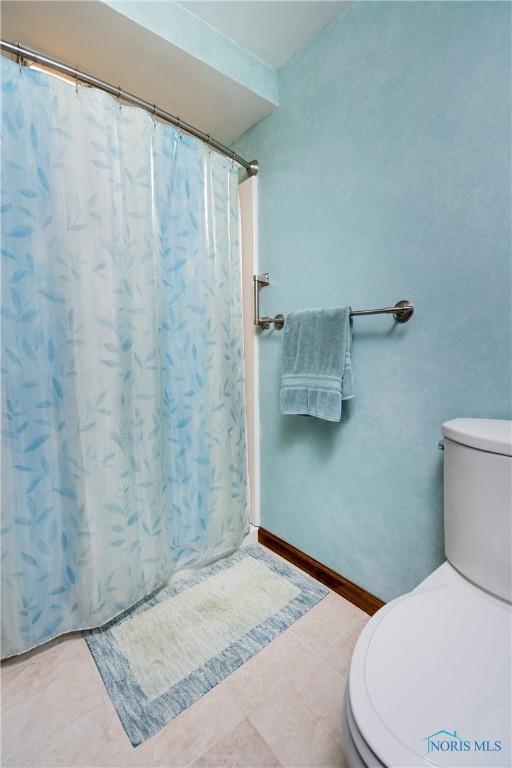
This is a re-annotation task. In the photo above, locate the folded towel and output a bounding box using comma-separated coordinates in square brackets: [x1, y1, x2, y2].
[280, 307, 354, 422]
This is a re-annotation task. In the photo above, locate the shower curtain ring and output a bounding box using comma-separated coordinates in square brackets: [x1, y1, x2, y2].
[16, 42, 23, 71]
[177, 117, 183, 139]
[74, 66, 79, 95]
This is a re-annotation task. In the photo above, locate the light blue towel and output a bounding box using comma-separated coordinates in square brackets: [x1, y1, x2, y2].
[280, 307, 354, 422]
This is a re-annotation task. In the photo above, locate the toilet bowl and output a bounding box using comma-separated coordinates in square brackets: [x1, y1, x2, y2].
[343, 419, 512, 768]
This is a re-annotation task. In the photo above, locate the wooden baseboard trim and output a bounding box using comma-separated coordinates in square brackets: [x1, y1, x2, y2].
[258, 527, 385, 616]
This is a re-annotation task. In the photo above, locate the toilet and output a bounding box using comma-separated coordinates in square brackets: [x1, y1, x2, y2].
[343, 418, 512, 768]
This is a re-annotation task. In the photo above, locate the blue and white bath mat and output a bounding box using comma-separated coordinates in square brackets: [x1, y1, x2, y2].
[85, 544, 327, 745]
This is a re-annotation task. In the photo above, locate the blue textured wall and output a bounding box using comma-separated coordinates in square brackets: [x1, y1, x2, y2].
[234, 1, 511, 601]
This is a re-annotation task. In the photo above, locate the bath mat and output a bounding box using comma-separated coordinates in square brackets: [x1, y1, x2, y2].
[85, 544, 327, 746]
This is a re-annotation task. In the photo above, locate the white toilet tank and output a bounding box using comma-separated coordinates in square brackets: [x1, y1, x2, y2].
[443, 418, 512, 602]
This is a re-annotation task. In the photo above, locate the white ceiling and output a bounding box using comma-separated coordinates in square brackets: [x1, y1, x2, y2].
[180, 1, 350, 68]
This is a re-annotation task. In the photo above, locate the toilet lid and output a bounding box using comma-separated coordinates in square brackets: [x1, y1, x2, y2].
[442, 418, 512, 456]
[349, 585, 511, 767]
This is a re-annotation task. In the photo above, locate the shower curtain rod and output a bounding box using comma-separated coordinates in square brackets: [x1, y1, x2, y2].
[0, 39, 259, 177]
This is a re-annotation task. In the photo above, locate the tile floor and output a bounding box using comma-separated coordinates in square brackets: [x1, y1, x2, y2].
[1, 555, 369, 768]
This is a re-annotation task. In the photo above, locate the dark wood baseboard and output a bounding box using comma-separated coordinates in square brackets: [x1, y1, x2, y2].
[258, 527, 385, 616]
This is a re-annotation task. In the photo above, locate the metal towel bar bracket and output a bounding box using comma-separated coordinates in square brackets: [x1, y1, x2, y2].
[253, 273, 414, 329]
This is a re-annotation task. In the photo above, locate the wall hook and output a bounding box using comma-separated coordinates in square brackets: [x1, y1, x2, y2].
[253, 274, 285, 330]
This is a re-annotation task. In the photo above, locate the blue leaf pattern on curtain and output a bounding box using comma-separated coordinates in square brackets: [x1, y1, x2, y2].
[0, 56, 248, 658]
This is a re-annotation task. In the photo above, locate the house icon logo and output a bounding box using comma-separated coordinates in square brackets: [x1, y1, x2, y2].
[423, 730, 464, 753]
[423, 729, 503, 754]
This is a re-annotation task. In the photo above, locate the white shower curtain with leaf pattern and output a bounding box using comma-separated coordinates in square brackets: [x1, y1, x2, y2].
[0, 56, 249, 658]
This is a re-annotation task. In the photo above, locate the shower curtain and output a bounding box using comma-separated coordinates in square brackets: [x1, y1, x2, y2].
[0, 56, 248, 658]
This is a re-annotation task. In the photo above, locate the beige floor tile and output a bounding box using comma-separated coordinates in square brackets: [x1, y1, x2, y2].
[1, 635, 107, 760]
[289, 593, 367, 652]
[4, 700, 134, 768]
[322, 616, 369, 678]
[122, 680, 245, 768]
[192, 718, 281, 768]
[225, 628, 315, 715]
[295, 655, 347, 726]
[249, 658, 348, 768]
[4, 675, 245, 768]
[1, 632, 83, 676]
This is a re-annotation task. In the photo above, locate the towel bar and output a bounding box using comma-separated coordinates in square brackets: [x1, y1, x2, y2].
[253, 274, 414, 329]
